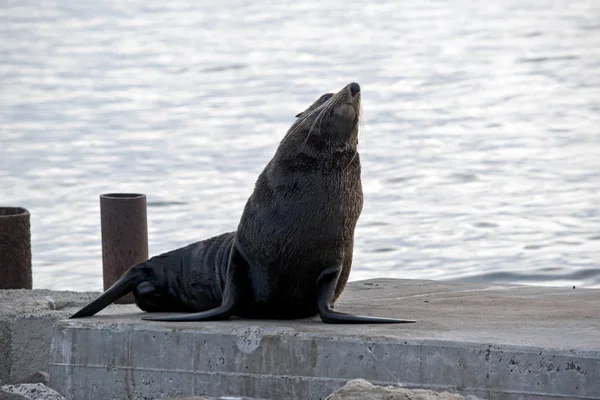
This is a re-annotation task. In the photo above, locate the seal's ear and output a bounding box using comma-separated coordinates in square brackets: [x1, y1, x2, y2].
[295, 112, 304, 118]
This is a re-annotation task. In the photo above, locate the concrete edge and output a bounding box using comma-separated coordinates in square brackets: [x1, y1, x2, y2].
[50, 320, 599, 400]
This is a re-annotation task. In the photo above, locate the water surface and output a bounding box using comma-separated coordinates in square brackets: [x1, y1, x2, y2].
[1, 0, 599, 290]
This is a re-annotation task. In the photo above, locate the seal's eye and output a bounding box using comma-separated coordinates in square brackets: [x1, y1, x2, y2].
[318, 93, 333, 103]
[296, 93, 334, 118]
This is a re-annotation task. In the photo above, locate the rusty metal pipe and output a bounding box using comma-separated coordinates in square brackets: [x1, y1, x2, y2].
[0, 207, 32, 289]
[100, 193, 148, 304]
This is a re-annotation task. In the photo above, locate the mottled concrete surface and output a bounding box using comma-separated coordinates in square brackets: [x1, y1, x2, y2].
[0, 289, 101, 384]
[47, 279, 599, 400]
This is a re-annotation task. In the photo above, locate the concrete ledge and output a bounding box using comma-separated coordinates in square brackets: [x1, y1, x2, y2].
[48, 279, 600, 400]
[0, 289, 101, 383]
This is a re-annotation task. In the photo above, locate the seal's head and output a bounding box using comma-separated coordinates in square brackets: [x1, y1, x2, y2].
[284, 82, 361, 156]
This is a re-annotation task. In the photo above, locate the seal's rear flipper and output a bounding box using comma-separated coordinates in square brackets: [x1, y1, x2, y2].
[69, 269, 140, 319]
[142, 240, 248, 322]
[141, 302, 234, 322]
[317, 266, 416, 324]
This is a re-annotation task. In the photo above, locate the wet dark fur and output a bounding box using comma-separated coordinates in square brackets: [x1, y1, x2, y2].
[71, 83, 414, 324]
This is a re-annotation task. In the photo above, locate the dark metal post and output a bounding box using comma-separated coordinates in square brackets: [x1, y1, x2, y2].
[0, 207, 32, 289]
[100, 193, 148, 304]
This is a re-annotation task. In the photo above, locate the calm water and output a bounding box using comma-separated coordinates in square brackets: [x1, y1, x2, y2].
[1, 0, 599, 291]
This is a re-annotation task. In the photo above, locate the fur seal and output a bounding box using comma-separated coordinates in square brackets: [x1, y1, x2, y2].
[71, 82, 415, 324]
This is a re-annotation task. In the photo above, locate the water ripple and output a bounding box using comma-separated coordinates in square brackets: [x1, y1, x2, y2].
[1, 0, 599, 291]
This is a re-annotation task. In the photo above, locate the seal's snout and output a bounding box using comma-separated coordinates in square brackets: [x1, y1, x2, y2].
[349, 82, 360, 97]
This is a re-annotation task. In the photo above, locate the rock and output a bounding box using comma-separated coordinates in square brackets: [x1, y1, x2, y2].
[0, 389, 29, 400]
[167, 397, 266, 400]
[13, 371, 49, 385]
[325, 379, 486, 400]
[0, 384, 65, 400]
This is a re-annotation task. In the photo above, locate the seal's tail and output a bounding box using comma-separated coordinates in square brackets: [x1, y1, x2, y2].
[69, 268, 139, 319]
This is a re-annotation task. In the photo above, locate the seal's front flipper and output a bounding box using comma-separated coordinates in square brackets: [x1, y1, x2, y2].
[69, 269, 141, 319]
[316, 266, 416, 324]
[142, 240, 247, 322]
